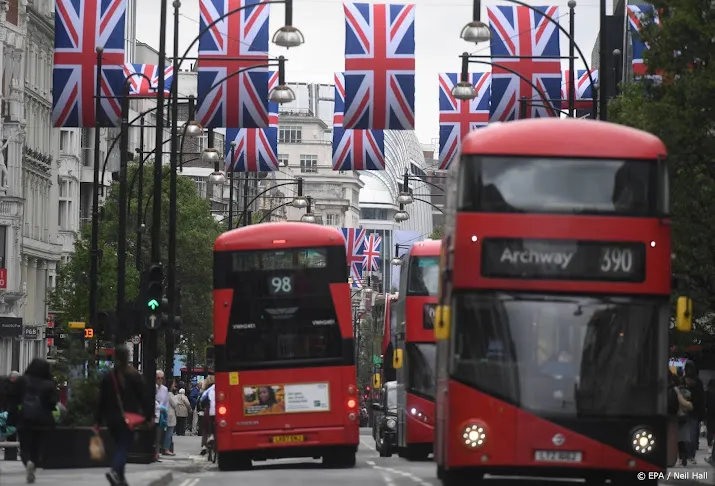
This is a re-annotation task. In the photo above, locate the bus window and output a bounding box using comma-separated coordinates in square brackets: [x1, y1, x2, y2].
[407, 256, 440, 296]
[458, 157, 656, 216]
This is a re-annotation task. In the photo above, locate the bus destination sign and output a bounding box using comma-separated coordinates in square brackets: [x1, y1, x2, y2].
[481, 238, 646, 282]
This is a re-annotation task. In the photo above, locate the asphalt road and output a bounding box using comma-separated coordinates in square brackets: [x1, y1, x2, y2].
[166, 429, 711, 486]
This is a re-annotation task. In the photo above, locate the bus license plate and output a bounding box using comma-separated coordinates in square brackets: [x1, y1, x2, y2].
[534, 450, 582, 463]
[270, 435, 304, 444]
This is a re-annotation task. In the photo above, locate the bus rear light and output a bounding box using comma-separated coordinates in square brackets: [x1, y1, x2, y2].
[348, 412, 356, 421]
[346, 398, 357, 409]
[219, 419, 227, 428]
[461, 423, 487, 449]
[272, 239, 286, 244]
[218, 405, 227, 416]
[347, 385, 356, 395]
[218, 392, 226, 401]
[410, 408, 430, 423]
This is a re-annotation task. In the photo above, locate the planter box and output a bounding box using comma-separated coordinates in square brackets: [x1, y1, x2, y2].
[40, 425, 156, 469]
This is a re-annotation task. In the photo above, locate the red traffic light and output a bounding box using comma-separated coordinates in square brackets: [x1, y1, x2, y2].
[366, 386, 371, 391]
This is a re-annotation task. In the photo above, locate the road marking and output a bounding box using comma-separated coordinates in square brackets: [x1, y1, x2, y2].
[367, 461, 433, 486]
[382, 472, 396, 486]
[178, 479, 200, 486]
[360, 436, 379, 457]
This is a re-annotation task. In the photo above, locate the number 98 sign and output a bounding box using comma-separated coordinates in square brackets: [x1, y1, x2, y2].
[268, 275, 293, 295]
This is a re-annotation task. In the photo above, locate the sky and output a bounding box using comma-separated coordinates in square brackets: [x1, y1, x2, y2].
[137, 0, 616, 146]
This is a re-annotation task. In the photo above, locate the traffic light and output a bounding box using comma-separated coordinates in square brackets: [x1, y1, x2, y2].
[146, 264, 164, 313]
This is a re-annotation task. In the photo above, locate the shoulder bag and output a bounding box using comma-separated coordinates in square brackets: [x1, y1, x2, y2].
[110, 371, 145, 430]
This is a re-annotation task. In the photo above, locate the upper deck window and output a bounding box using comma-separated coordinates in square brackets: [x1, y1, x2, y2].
[407, 256, 440, 296]
[458, 156, 661, 216]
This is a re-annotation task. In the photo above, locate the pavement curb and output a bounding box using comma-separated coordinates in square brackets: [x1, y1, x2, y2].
[147, 471, 173, 486]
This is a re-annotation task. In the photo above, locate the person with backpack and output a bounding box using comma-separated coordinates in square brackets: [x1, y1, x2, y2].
[95, 345, 145, 486]
[8, 359, 58, 484]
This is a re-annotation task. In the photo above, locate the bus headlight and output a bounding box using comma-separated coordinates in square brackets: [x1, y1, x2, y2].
[462, 424, 486, 448]
[632, 429, 655, 454]
[386, 418, 396, 429]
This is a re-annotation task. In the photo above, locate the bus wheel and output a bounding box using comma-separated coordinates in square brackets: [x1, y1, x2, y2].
[324, 449, 356, 468]
[441, 469, 482, 486]
[405, 446, 430, 461]
[377, 437, 392, 457]
[218, 452, 251, 471]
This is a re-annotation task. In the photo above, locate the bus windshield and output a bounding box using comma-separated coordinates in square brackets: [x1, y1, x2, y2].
[407, 256, 440, 296]
[216, 246, 348, 368]
[457, 156, 659, 216]
[451, 292, 666, 417]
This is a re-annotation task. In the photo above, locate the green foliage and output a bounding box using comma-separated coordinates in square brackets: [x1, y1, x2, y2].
[609, 2, 715, 327]
[429, 226, 443, 240]
[252, 211, 263, 224]
[50, 162, 222, 358]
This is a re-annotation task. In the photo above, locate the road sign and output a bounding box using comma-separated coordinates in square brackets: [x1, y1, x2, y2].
[373, 355, 382, 365]
[147, 299, 159, 311]
[84, 328, 94, 339]
[131, 335, 141, 345]
[146, 314, 159, 330]
[68, 321, 85, 329]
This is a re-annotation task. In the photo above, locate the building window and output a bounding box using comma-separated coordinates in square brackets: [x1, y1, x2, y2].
[193, 177, 207, 198]
[279, 126, 302, 144]
[278, 154, 289, 167]
[360, 208, 389, 220]
[300, 155, 317, 173]
[325, 214, 339, 226]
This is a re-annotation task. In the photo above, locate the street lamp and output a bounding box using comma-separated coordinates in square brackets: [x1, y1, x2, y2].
[394, 204, 410, 223]
[204, 149, 226, 184]
[183, 120, 203, 138]
[268, 56, 296, 104]
[397, 171, 414, 205]
[300, 196, 316, 223]
[271, 0, 305, 48]
[460, 2, 491, 43]
[391, 255, 403, 266]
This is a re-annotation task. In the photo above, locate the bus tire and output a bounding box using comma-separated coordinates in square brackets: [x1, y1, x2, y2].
[218, 452, 251, 471]
[323, 449, 356, 468]
[441, 469, 482, 486]
[405, 446, 430, 461]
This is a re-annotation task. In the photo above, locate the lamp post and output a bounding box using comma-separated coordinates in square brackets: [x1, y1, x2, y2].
[88, 47, 104, 339]
[458, 0, 596, 118]
[391, 243, 411, 266]
[227, 142, 236, 230]
[237, 177, 307, 226]
[394, 204, 409, 223]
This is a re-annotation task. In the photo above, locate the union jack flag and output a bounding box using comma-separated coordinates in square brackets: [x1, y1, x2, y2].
[487, 5, 561, 121]
[224, 71, 279, 172]
[438, 72, 490, 170]
[363, 233, 382, 272]
[197, 0, 271, 129]
[333, 73, 385, 171]
[52, 0, 127, 127]
[561, 69, 598, 111]
[122, 64, 175, 96]
[627, 5, 660, 77]
[341, 227, 366, 289]
[343, 2, 416, 130]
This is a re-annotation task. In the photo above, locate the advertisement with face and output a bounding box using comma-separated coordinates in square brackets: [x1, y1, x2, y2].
[243, 383, 330, 416]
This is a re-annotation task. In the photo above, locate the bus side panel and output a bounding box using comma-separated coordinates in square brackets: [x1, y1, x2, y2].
[405, 392, 434, 447]
[405, 296, 436, 343]
[213, 289, 234, 345]
[216, 366, 359, 455]
[330, 282, 353, 338]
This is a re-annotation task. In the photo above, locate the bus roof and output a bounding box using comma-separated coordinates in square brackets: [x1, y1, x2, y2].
[409, 239, 441, 257]
[461, 118, 667, 160]
[214, 222, 345, 252]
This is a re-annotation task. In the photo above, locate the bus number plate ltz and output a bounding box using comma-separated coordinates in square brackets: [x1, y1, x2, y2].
[534, 450, 583, 463]
[271, 435, 304, 444]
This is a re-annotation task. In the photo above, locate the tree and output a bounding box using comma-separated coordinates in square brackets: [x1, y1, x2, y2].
[609, 2, 715, 322]
[51, 162, 223, 357]
[429, 226, 443, 240]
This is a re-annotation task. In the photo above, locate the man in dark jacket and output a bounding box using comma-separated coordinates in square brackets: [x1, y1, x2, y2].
[95, 345, 145, 486]
[684, 361, 705, 463]
[9, 359, 58, 484]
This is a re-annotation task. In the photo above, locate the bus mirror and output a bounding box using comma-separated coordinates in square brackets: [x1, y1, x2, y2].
[676, 297, 693, 332]
[434, 305, 451, 340]
[393, 348, 403, 369]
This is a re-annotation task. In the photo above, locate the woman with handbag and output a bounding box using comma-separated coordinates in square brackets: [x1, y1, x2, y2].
[95, 345, 145, 486]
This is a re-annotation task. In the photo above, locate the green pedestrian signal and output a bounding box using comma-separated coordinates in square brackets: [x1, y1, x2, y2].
[147, 299, 159, 311]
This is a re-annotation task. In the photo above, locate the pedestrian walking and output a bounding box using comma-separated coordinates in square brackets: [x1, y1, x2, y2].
[154, 371, 168, 460]
[705, 378, 715, 465]
[95, 345, 145, 486]
[684, 361, 705, 464]
[162, 384, 177, 456]
[175, 389, 191, 436]
[8, 359, 58, 484]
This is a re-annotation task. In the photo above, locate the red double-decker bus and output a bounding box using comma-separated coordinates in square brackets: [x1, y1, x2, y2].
[213, 222, 359, 470]
[391, 240, 441, 460]
[434, 119, 672, 485]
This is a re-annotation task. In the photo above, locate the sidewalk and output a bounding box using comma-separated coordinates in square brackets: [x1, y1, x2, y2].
[663, 436, 712, 485]
[0, 461, 172, 486]
[155, 434, 208, 472]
